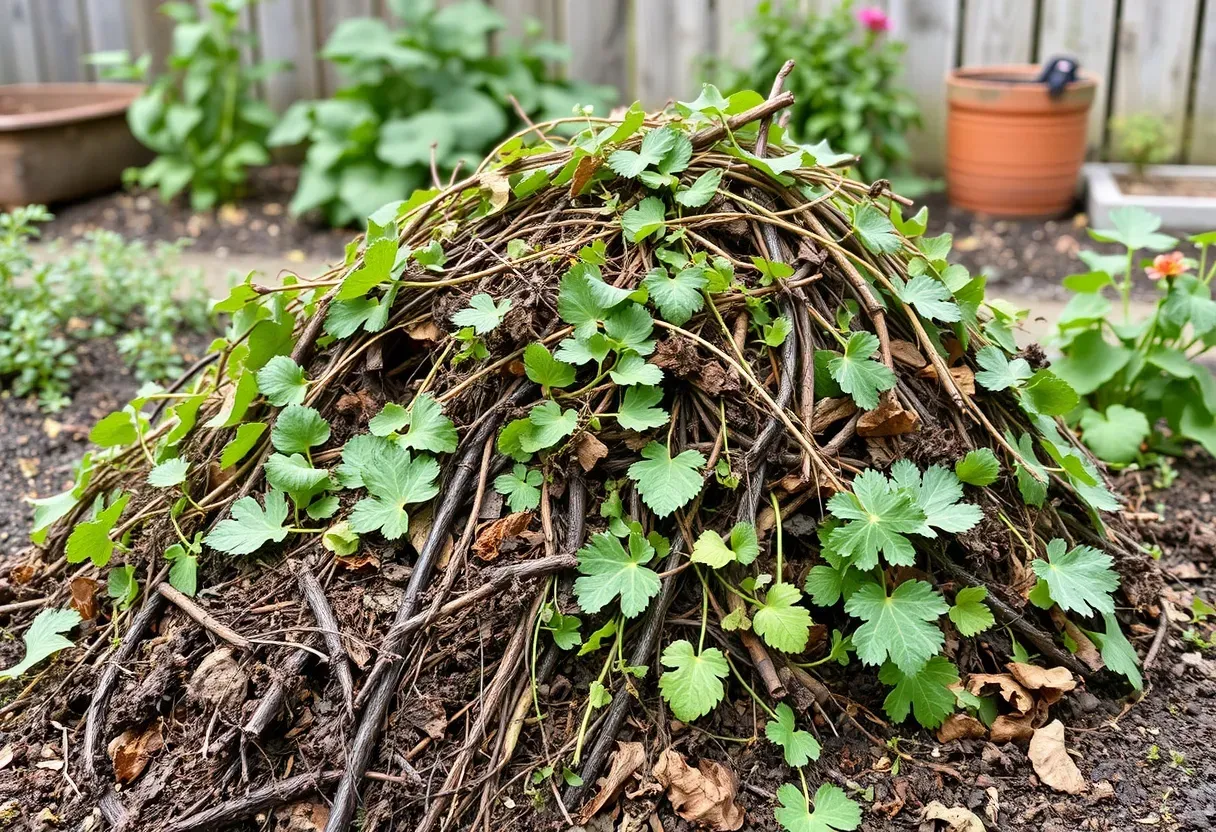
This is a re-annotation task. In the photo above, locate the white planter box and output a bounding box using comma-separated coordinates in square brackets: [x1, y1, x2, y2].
[1084, 163, 1216, 231]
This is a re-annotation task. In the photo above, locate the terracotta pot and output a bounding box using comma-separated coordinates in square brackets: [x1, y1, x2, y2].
[0, 83, 150, 208]
[946, 65, 1096, 217]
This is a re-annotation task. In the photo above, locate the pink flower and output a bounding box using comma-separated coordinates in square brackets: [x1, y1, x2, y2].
[1145, 251, 1188, 281]
[857, 6, 890, 33]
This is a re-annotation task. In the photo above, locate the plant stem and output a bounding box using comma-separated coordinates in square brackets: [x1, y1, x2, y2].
[771, 492, 784, 582]
[724, 653, 777, 720]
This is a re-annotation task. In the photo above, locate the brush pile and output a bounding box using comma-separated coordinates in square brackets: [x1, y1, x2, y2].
[0, 72, 1158, 832]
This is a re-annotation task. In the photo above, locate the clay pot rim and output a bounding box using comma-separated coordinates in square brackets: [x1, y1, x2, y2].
[947, 64, 1097, 107]
[0, 83, 145, 132]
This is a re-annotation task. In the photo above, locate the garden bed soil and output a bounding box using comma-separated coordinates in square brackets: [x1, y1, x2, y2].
[1115, 174, 1216, 199]
[0, 338, 1213, 831]
[36, 165, 350, 262]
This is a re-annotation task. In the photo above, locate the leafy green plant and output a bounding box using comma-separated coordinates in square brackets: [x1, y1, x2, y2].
[267, 0, 615, 225]
[1110, 113, 1178, 175]
[1051, 207, 1216, 463]
[709, 0, 921, 184]
[0, 207, 212, 410]
[90, 0, 284, 209]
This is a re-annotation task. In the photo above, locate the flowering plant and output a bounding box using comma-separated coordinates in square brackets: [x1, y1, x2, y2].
[1051, 207, 1216, 464]
[856, 6, 890, 33]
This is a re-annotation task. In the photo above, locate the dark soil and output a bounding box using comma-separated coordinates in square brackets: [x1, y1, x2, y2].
[1116, 174, 1216, 199]
[38, 166, 349, 261]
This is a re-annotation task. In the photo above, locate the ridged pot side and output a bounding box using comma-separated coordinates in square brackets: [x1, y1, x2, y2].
[946, 65, 1097, 217]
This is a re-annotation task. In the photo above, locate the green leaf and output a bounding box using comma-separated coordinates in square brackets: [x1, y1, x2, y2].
[451, 293, 511, 335]
[974, 345, 1031, 392]
[893, 275, 960, 322]
[1021, 370, 1079, 417]
[90, 410, 137, 448]
[1051, 330, 1132, 396]
[642, 266, 706, 325]
[658, 639, 729, 722]
[889, 461, 982, 536]
[1089, 205, 1177, 251]
[774, 783, 861, 832]
[557, 262, 632, 337]
[607, 127, 677, 178]
[617, 385, 669, 432]
[147, 457, 190, 488]
[878, 655, 959, 728]
[1061, 270, 1113, 293]
[514, 401, 578, 454]
[844, 579, 947, 674]
[621, 196, 667, 243]
[0, 608, 81, 680]
[108, 565, 139, 611]
[578, 619, 619, 656]
[764, 316, 793, 347]
[948, 586, 995, 636]
[751, 257, 795, 285]
[690, 529, 735, 568]
[265, 453, 330, 494]
[1008, 431, 1048, 507]
[321, 521, 359, 556]
[675, 169, 723, 208]
[627, 441, 705, 518]
[205, 490, 291, 555]
[828, 332, 897, 410]
[546, 608, 582, 651]
[271, 405, 331, 454]
[574, 530, 661, 618]
[753, 583, 812, 653]
[556, 333, 612, 365]
[1087, 612, 1143, 690]
[955, 448, 1000, 486]
[494, 463, 543, 512]
[850, 203, 902, 255]
[1031, 539, 1119, 617]
[348, 444, 440, 541]
[765, 702, 821, 766]
[1079, 405, 1150, 464]
[400, 394, 460, 454]
[827, 469, 925, 570]
[604, 304, 657, 355]
[609, 352, 663, 386]
[220, 422, 267, 469]
[165, 544, 198, 597]
[1162, 275, 1216, 336]
[731, 522, 759, 565]
[65, 493, 130, 567]
[256, 355, 309, 406]
[337, 235, 399, 300]
[524, 342, 576, 390]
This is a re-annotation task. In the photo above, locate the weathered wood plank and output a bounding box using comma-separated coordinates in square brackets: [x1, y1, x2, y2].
[81, 0, 133, 57]
[961, 0, 1035, 66]
[33, 0, 88, 82]
[128, 0, 177, 73]
[315, 0, 374, 95]
[1187, 1, 1216, 163]
[563, 0, 629, 100]
[635, 0, 712, 107]
[0, 0, 45, 83]
[715, 0, 760, 68]
[498, 0, 561, 40]
[257, 0, 322, 111]
[887, 0, 962, 173]
[1108, 0, 1200, 162]
[1037, 0, 1117, 156]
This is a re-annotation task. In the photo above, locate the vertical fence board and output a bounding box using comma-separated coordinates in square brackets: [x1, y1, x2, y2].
[961, 0, 1035, 66]
[315, 0, 373, 96]
[33, 0, 88, 81]
[81, 0, 134, 81]
[715, 0, 760, 68]
[1036, 0, 1116, 155]
[1109, 0, 1200, 162]
[887, 0, 961, 173]
[497, 0, 561, 40]
[1188, 2, 1216, 163]
[257, 0, 322, 111]
[1, 0, 45, 83]
[128, 0, 177, 73]
[564, 0, 629, 101]
[635, 0, 711, 106]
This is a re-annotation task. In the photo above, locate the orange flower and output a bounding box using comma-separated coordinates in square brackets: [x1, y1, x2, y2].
[1145, 251, 1188, 281]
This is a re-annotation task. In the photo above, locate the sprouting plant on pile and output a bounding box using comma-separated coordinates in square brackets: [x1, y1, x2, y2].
[1051, 207, 1216, 464]
[2, 79, 1152, 832]
[709, 0, 921, 186]
[89, 0, 285, 210]
[267, 0, 615, 226]
[0, 206, 212, 411]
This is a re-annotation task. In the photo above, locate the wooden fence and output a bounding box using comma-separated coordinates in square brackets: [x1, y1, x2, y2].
[2, 0, 1214, 171]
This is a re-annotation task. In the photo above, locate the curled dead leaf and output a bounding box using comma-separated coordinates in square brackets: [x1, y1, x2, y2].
[919, 364, 977, 397]
[406, 320, 442, 343]
[69, 576, 99, 621]
[653, 749, 744, 832]
[990, 713, 1036, 744]
[1028, 719, 1087, 794]
[921, 800, 986, 832]
[574, 432, 609, 473]
[108, 722, 164, 784]
[577, 741, 646, 824]
[890, 339, 927, 368]
[857, 398, 920, 437]
[472, 512, 533, 562]
[1005, 663, 1076, 705]
[570, 154, 603, 197]
[966, 673, 1033, 715]
[1048, 607, 1105, 671]
[936, 713, 987, 743]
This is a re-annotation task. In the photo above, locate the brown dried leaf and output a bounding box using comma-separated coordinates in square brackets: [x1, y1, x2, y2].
[810, 397, 857, 433]
[472, 512, 533, 562]
[919, 364, 977, 397]
[653, 749, 745, 831]
[108, 722, 164, 784]
[577, 741, 646, 823]
[857, 398, 920, 437]
[274, 801, 330, 832]
[69, 577, 98, 621]
[406, 320, 442, 343]
[9, 564, 36, 585]
[890, 339, 927, 368]
[570, 154, 603, 197]
[695, 361, 739, 395]
[990, 713, 1036, 744]
[921, 800, 987, 832]
[936, 713, 987, 743]
[966, 673, 1034, 715]
[574, 432, 609, 473]
[1005, 663, 1076, 705]
[188, 648, 248, 710]
[1048, 607, 1105, 672]
[1028, 720, 1087, 794]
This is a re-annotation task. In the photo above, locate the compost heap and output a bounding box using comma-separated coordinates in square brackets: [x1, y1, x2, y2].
[0, 82, 1159, 832]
